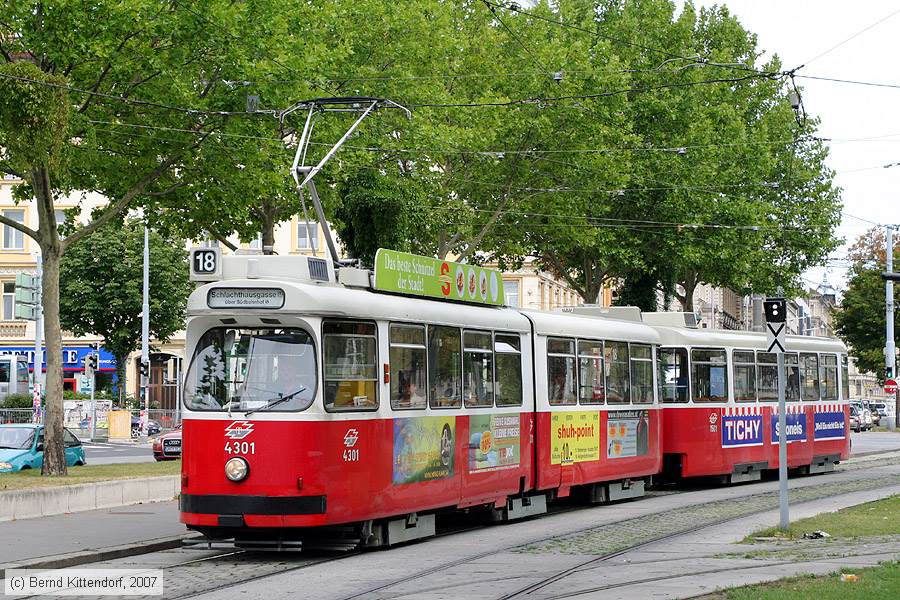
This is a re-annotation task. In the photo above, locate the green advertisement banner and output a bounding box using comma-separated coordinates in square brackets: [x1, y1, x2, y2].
[469, 414, 521, 472]
[392, 416, 456, 484]
[374, 249, 505, 306]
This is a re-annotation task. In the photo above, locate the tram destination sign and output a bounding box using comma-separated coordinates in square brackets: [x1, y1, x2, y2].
[207, 287, 285, 309]
[374, 249, 505, 306]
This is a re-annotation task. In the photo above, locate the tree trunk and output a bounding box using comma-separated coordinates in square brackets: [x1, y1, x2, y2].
[259, 202, 276, 254]
[40, 248, 67, 476]
[679, 273, 699, 312]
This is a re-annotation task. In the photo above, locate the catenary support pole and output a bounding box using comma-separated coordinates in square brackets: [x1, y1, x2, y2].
[777, 350, 789, 530]
[141, 224, 150, 437]
[888, 225, 899, 428]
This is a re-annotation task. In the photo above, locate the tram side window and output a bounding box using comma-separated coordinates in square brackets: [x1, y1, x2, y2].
[390, 324, 427, 410]
[463, 331, 494, 408]
[578, 340, 605, 404]
[821, 354, 838, 402]
[605, 341, 631, 404]
[785, 353, 801, 401]
[800, 353, 820, 401]
[323, 321, 378, 411]
[691, 349, 727, 402]
[495, 334, 523, 406]
[630, 344, 654, 404]
[429, 326, 462, 408]
[841, 355, 850, 401]
[659, 348, 689, 403]
[547, 337, 576, 405]
[733, 350, 756, 402]
[756, 352, 777, 401]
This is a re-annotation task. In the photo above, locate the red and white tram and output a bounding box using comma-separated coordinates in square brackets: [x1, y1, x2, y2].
[645, 313, 851, 483]
[179, 252, 662, 546]
[178, 250, 848, 547]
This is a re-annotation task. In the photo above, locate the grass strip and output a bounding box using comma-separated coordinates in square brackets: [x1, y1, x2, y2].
[701, 561, 900, 599]
[0, 461, 180, 491]
[745, 494, 900, 541]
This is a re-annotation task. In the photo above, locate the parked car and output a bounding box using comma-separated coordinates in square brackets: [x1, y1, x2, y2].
[152, 427, 182, 461]
[0, 424, 86, 472]
[850, 405, 861, 433]
[131, 416, 160, 437]
[850, 401, 874, 431]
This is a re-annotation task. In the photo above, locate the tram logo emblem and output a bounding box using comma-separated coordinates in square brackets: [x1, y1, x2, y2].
[224, 420, 254, 440]
[709, 412, 718, 425]
[343, 428, 359, 448]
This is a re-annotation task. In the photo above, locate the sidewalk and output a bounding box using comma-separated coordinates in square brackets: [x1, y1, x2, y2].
[551, 484, 900, 599]
[0, 500, 187, 572]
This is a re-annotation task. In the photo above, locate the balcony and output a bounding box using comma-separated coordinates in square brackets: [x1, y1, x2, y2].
[0, 320, 28, 338]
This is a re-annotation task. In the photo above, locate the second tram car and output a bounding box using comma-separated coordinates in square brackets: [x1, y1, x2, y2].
[645, 313, 851, 482]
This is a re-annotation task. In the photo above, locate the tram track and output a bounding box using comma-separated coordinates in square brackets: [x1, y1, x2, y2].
[34, 453, 900, 600]
[335, 469, 900, 600]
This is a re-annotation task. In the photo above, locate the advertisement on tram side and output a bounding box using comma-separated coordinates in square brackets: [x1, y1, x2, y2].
[469, 414, 520, 472]
[607, 410, 650, 458]
[814, 410, 846, 440]
[551, 411, 600, 465]
[392, 416, 456, 484]
[721, 408, 763, 447]
[771, 411, 808, 444]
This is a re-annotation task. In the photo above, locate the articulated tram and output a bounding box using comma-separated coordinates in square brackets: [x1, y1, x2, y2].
[179, 251, 848, 547]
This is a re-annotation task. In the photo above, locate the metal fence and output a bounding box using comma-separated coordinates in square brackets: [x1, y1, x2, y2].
[1, 407, 181, 440]
[0, 408, 38, 424]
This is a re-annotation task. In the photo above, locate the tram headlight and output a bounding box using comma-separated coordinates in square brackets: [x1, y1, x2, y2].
[224, 457, 249, 482]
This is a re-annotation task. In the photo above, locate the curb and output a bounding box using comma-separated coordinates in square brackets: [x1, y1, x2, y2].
[0, 533, 202, 578]
[0, 476, 179, 522]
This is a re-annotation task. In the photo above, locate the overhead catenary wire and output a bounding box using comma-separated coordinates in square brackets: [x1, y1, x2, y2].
[802, 5, 900, 67]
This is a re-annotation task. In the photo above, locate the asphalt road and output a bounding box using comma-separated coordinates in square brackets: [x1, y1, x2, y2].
[81, 440, 155, 464]
[850, 429, 900, 455]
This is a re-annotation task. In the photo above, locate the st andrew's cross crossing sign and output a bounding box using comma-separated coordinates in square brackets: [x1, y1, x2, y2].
[764, 297, 787, 354]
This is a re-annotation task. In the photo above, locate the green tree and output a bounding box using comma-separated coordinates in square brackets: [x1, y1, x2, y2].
[59, 219, 192, 403]
[0, 1, 294, 474]
[834, 228, 898, 379]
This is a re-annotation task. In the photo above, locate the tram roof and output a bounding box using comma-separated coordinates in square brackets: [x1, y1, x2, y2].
[188, 278, 532, 332]
[651, 325, 847, 353]
[523, 310, 661, 344]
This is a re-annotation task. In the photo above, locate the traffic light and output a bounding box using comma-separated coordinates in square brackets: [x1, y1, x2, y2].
[87, 353, 98, 371]
[139, 360, 149, 378]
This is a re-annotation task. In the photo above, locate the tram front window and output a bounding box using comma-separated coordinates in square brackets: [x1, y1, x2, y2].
[184, 328, 316, 412]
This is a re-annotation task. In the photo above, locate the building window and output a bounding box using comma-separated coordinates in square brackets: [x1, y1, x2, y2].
[2, 210, 25, 250]
[248, 234, 262, 250]
[297, 221, 319, 251]
[2, 282, 15, 319]
[503, 280, 520, 308]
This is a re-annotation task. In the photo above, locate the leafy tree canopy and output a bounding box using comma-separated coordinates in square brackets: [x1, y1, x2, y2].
[834, 227, 899, 379]
[59, 219, 192, 400]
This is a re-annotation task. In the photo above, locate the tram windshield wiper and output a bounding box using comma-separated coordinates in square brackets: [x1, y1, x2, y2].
[244, 386, 307, 416]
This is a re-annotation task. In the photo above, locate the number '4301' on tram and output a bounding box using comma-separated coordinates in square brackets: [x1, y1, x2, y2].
[178, 248, 848, 548]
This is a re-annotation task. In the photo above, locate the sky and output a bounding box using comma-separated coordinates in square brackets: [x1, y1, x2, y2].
[690, 1, 900, 293]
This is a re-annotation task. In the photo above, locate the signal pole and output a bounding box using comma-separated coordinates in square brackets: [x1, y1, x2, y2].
[887, 226, 898, 427]
[34, 258, 43, 399]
